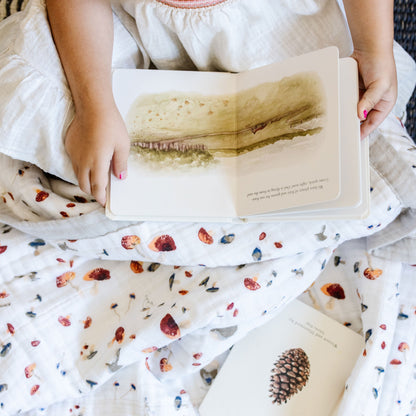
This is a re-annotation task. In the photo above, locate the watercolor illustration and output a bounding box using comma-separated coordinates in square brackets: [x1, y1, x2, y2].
[126, 71, 326, 169]
[269, 347, 311, 405]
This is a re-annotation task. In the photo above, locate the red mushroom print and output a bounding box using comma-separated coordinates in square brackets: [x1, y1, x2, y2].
[398, 342, 409, 352]
[83, 268, 111, 281]
[320, 283, 346, 299]
[121, 235, 141, 250]
[148, 235, 176, 252]
[160, 314, 181, 340]
[58, 316, 71, 327]
[198, 228, 214, 245]
[398, 342, 410, 362]
[112, 327, 125, 344]
[321, 283, 345, 310]
[24, 363, 36, 378]
[83, 316, 92, 329]
[56, 272, 76, 288]
[363, 268, 383, 280]
[130, 261, 144, 274]
[7, 323, 14, 335]
[160, 358, 173, 372]
[244, 277, 261, 291]
[35, 190, 49, 202]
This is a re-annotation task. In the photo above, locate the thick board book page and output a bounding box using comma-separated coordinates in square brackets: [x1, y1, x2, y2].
[108, 69, 239, 221]
[245, 57, 369, 221]
[199, 299, 364, 416]
[235, 47, 340, 217]
[106, 47, 341, 221]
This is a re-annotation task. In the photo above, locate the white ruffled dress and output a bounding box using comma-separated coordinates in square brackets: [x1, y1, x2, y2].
[0, 0, 415, 184]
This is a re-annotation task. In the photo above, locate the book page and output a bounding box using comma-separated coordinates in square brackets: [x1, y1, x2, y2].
[108, 69, 238, 220]
[235, 47, 341, 216]
[199, 299, 363, 416]
[242, 57, 369, 221]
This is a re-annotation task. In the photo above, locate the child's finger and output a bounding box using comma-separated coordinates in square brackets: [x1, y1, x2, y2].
[90, 164, 109, 206]
[360, 108, 386, 139]
[357, 82, 384, 121]
[112, 140, 130, 181]
[78, 168, 92, 196]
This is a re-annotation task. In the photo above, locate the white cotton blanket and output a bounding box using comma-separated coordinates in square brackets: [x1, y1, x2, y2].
[0, 112, 416, 416]
[0, 1, 416, 415]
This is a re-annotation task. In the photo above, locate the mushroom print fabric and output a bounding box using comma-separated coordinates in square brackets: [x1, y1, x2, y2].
[0, 0, 416, 413]
[0, 111, 416, 415]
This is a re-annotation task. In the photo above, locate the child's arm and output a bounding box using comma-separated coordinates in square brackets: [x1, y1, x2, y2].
[46, 0, 130, 206]
[342, 0, 397, 138]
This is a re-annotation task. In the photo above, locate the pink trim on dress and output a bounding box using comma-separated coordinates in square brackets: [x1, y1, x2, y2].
[155, 0, 229, 8]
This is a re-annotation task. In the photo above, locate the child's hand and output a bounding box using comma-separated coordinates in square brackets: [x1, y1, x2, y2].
[46, 0, 125, 206]
[352, 49, 397, 139]
[65, 106, 130, 206]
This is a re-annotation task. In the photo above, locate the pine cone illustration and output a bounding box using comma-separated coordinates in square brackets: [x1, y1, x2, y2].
[269, 347, 310, 404]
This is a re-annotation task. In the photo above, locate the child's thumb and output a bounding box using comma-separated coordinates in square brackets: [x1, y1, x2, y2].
[357, 82, 383, 121]
[112, 141, 130, 180]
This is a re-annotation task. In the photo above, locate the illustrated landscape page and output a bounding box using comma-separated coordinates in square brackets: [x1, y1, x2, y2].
[110, 69, 239, 220]
[108, 47, 340, 220]
[244, 58, 366, 221]
[235, 46, 340, 217]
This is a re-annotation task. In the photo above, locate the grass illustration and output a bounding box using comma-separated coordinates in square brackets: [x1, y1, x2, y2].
[127, 71, 326, 168]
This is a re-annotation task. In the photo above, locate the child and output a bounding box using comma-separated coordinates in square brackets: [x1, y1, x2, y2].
[45, 0, 398, 206]
[4, 0, 400, 206]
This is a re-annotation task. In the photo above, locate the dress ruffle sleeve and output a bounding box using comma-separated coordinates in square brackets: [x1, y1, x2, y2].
[0, 0, 145, 184]
[0, 0, 75, 182]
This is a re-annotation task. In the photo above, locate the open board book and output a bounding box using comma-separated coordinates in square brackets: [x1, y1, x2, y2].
[106, 47, 369, 222]
[199, 299, 364, 416]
